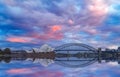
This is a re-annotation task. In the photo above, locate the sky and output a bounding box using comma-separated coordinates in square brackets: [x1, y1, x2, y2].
[0, 0, 120, 77]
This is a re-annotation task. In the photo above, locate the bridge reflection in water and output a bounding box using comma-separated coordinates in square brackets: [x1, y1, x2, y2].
[0, 43, 120, 68]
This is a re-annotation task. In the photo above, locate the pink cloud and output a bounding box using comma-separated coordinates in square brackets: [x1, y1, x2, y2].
[68, 19, 74, 25]
[31, 32, 63, 40]
[30, 25, 63, 40]
[87, 0, 108, 16]
[6, 25, 63, 43]
[81, 0, 109, 26]
[72, 0, 109, 27]
[51, 25, 62, 32]
[6, 36, 33, 43]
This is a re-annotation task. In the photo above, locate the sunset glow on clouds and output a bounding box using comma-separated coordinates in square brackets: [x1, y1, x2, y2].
[88, 0, 108, 16]
[51, 25, 62, 32]
[0, 0, 120, 48]
[0, 0, 120, 77]
[6, 37, 33, 43]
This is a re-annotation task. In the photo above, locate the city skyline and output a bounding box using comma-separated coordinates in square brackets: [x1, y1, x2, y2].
[0, 43, 120, 67]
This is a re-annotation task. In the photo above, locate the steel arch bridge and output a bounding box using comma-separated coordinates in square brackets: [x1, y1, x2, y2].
[54, 43, 97, 68]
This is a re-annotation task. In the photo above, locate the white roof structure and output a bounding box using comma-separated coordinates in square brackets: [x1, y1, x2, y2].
[26, 44, 54, 67]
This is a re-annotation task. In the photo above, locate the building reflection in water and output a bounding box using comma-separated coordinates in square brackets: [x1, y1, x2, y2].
[0, 43, 120, 68]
